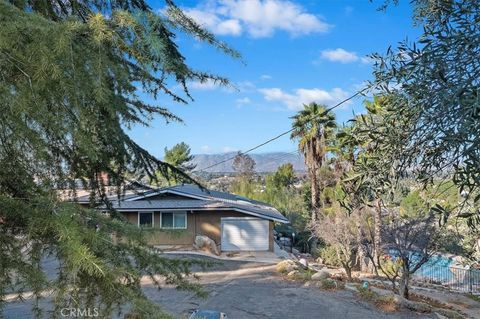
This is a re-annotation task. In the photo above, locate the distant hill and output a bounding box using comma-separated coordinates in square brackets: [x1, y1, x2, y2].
[191, 152, 305, 173]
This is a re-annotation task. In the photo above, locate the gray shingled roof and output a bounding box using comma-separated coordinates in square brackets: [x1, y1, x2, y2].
[145, 184, 275, 207]
[76, 192, 139, 204]
[109, 184, 289, 223]
[74, 181, 154, 203]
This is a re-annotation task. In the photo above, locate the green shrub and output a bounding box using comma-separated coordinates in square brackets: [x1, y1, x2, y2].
[319, 278, 338, 290]
[287, 268, 315, 281]
[318, 245, 342, 267]
[357, 286, 378, 301]
[292, 269, 315, 281]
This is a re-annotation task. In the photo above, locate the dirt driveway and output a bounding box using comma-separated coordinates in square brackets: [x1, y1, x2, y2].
[143, 255, 432, 319]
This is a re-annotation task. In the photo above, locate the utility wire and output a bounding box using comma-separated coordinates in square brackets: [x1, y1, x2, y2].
[195, 87, 368, 172]
[269, 150, 301, 162]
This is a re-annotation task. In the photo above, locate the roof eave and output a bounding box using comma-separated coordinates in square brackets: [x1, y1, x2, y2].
[109, 206, 289, 223]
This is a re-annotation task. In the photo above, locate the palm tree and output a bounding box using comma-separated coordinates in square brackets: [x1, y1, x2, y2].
[291, 103, 336, 223]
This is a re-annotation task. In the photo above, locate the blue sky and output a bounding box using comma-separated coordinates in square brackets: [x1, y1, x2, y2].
[130, 0, 420, 158]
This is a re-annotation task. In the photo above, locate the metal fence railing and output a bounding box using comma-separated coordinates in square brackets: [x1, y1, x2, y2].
[413, 264, 480, 294]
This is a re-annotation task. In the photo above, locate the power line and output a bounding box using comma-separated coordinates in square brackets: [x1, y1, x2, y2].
[269, 150, 301, 162]
[195, 87, 368, 172]
[195, 88, 366, 172]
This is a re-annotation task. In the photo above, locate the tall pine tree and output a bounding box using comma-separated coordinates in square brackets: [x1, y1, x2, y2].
[0, 0, 238, 317]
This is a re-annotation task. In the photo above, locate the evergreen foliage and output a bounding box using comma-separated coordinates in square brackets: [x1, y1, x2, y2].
[0, 0, 236, 317]
[290, 103, 336, 223]
[164, 142, 196, 173]
[371, 0, 480, 225]
[268, 163, 295, 189]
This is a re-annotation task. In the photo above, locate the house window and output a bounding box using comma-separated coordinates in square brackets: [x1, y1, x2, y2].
[138, 212, 154, 228]
[161, 212, 187, 229]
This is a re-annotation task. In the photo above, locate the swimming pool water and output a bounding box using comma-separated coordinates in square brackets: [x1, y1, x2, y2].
[387, 249, 454, 282]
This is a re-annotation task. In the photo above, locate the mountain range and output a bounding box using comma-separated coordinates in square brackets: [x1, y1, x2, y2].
[190, 152, 306, 173]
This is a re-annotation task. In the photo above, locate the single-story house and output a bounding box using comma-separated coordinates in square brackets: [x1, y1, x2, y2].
[79, 184, 289, 252]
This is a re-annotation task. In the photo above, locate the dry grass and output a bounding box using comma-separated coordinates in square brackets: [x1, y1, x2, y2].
[409, 293, 452, 310]
[356, 286, 400, 313]
[374, 296, 400, 312]
[275, 260, 298, 274]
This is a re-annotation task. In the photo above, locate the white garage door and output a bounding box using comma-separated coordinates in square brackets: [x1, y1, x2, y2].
[221, 217, 269, 251]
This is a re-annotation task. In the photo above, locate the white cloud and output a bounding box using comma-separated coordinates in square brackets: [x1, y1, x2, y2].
[260, 74, 272, 80]
[318, 48, 372, 65]
[320, 48, 359, 63]
[217, 19, 243, 35]
[235, 97, 251, 106]
[186, 9, 242, 36]
[189, 79, 222, 90]
[258, 87, 350, 110]
[184, 0, 331, 38]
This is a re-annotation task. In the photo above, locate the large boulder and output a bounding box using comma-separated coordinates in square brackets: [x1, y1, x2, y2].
[193, 235, 220, 256]
[311, 269, 331, 281]
[298, 258, 309, 269]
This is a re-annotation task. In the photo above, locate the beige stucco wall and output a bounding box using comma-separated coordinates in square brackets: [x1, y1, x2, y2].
[120, 210, 274, 251]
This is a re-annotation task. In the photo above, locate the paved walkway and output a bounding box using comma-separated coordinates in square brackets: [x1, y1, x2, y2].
[162, 250, 285, 263]
[161, 242, 291, 263]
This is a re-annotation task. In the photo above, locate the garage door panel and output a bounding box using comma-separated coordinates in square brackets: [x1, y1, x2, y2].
[221, 218, 269, 251]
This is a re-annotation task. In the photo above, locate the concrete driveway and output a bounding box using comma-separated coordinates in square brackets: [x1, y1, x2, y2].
[3, 255, 432, 318]
[143, 255, 432, 319]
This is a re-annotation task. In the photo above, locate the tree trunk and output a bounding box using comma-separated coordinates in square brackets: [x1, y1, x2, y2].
[373, 200, 382, 271]
[310, 168, 320, 223]
[343, 263, 353, 281]
[475, 237, 480, 257]
[399, 271, 410, 299]
[355, 212, 370, 273]
[357, 244, 371, 273]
